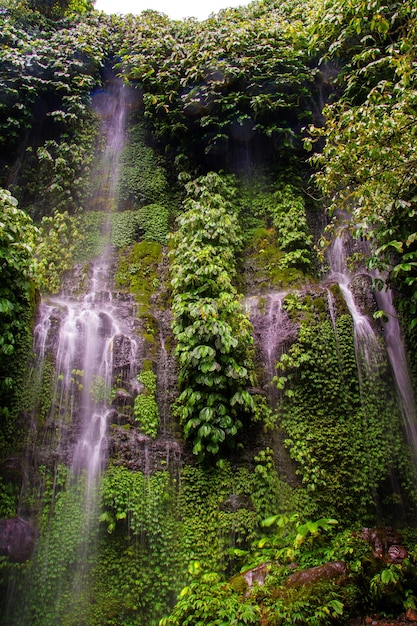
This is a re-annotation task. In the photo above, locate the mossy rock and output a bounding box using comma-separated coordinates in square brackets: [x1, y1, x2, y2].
[244, 227, 309, 292]
[115, 241, 162, 308]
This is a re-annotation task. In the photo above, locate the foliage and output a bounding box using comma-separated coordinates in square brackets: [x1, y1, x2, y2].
[134, 370, 159, 438]
[170, 172, 256, 458]
[0, 189, 38, 358]
[118, 2, 316, 169]
[117, 123, 170, 207]
[35, 209, 84, 293]
[159, 572, 261, 626]
[306, 0, 417, 325]
[110, 209, 142, 248]
[73, 211, 107, 262]
[0, 4, 107, 187]
[11, 473, 98, 625]
[270, 183, 313, 271]
[97, 466, 186, 625]
[0, 476, 19, 518]
[0, 189, 38, 438]
[111, 205, 170, 247]
[28, 0, 93, 19]
[3, 2, 417, 625]
[275, 293, 412, 521]
[137, 203, 170, 245]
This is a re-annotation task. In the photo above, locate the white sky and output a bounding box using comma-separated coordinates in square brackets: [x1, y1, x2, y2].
[94, 0, 249, 21]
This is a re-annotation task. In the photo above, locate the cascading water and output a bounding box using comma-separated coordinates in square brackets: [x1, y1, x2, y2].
[327, 231, 417, 514]
[5, 80, 144, 625]
[328, 234, 417, 444]
[328, 235, 384, 383]
[244, 292, 296, 406]
[375, 283, 417, 464]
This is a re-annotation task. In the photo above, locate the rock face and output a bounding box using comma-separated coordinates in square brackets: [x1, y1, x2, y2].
[0, 517, 37, 562]
[360, 528, 408, 563]
[285, 561, 347, 588]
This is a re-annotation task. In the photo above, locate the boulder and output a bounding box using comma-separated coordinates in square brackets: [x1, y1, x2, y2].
[285, 561, 347, 588]
[360, 528, 407, 563]
[0, 517, 37, 562]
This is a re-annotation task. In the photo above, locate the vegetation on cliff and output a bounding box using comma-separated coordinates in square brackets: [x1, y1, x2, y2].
[1, 0, 417, 624]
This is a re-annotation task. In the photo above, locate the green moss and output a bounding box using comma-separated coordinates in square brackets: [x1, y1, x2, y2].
[115, 241, 162, 311]
[244, 227, 308, 291]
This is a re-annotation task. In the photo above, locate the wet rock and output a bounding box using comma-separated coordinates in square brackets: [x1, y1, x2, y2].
[0, 517, 37, 562]
[350, 273, 379, 320]
[111, 388, 134, 408]
[109, 426, 183, 475]
[360, 528, 407, 563]
[230, 562, 277, 596]
[285, 561, 347, 588]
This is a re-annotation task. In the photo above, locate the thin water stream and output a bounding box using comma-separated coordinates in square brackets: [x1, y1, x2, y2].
[375, 284, 417, 463]
[244, 292, 294, 406]
[328, 236, 383, 381]
[328, 232, 417, 485]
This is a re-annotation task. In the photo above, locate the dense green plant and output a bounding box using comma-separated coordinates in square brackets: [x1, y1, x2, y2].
[118, 2, 316, 167]
[170, 172, 256, 458]
[137, 203, 170, 245]
[10, 473, 98, 625]
[73, 211, 107, 262]
[275, 295, 414, 521]
[306, 0, 417, 327]
[0, 189, 38, 445]
[235, 170, 315, 292]
[0, 477, 19, 518]
[110, 205, 170, 247]
[0, 4, 107, 211]
[159, 572, 261, 626]
[117, 123, 170, 207]
[97, 466, 185, 625]
[270, 183, 313, 271]
[110, 209, 142, 248]
[0, 189, 38, 361]
[134, 370, 159, 438]
[28, 0, 93, 19]
[177, 458, 285, 578]
[35, 210, 82, 293]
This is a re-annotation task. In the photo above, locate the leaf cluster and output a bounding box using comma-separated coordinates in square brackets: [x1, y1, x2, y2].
[134, 370, 159, 438]
[170, 172, 256, 458]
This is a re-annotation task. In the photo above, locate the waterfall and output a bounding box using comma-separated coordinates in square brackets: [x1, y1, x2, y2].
[328, 234, 417, 457]
[327, 232, 417, 515]
[375, 283, 417, 463]
[5, 80, 143, 625]
[41, 81, 133, 487]
[244, 292, 295, 406]
[328, 236, 383, 382]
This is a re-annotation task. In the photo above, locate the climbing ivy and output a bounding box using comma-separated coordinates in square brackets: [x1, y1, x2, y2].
[276, 294, 414, 521]
[0, 189, 38, 451]
[35, 210, 83, 293]
[97, 466, 186, 625]
[117, 122, 170, 207]
[134, 370, 159, 438]
[170, 172, 256, 459]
